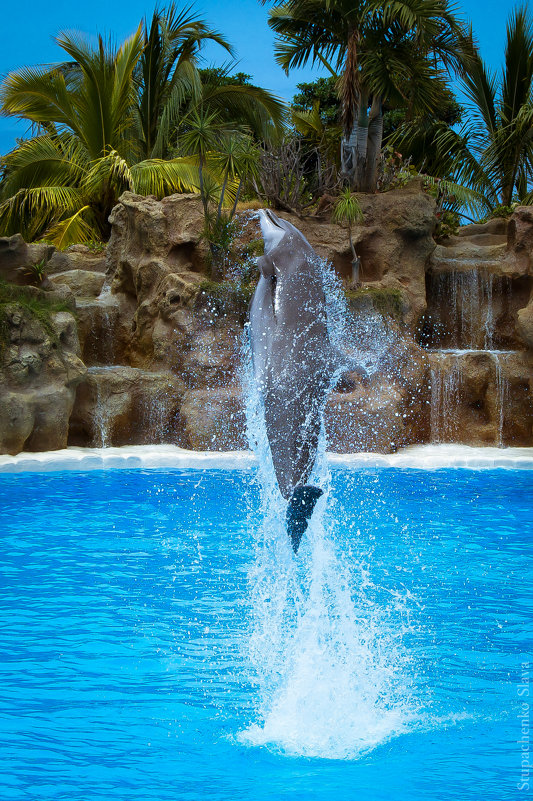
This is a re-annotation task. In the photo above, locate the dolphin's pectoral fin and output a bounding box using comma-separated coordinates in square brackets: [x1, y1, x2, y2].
[286, 485, 323, 553]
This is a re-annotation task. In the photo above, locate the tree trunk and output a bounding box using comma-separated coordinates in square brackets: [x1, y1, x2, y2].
[198, 154, 209, 218]
[364, 96, 384, 193]
[353, 99, 370, 190]
[229, 179, 243, 219]
[216, 169, 229, 222]
[341, 92, 370, 190]
[341, 120, 358, 181]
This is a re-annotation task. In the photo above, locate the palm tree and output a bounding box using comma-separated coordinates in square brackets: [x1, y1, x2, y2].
[393, 5, 533, 215]
[332, 187, 363, 282]
[0, 27, 201, 244]
[136, 4, 233, 160]
[263, 0, 469, 191]
[0, 8, 286, 246]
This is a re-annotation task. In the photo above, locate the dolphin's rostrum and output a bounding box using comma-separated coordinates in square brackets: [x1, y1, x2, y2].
[249, 210, 338, 552]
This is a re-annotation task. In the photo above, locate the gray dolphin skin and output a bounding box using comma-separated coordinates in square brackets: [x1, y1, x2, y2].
[249, 209, 338, 553]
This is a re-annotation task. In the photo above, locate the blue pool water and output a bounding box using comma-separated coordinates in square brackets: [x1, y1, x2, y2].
[1, 465, 532, 800]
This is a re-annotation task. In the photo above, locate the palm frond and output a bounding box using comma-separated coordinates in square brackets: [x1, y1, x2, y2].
[83, 150, 134, 197]
[45, 205, 99, 248]
[422, 175, 493, 218]
[130, 156, 202, 196]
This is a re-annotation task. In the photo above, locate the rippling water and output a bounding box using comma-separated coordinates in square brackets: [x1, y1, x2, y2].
[1, 466, 531, 800]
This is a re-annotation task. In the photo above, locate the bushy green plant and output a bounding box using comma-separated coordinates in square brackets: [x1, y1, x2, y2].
[434, 209, 461, 240]
[24, 258, 48, 285]
[377, 146, 418, 192]
[488, 204, 519, 220]
[85, 240, 107, 253]
[332, 188, 363, 259]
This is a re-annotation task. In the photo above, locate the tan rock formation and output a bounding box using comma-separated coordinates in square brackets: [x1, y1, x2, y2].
[105, 192, 207, 369]
[46, 245, 107, 275]
[0, 234, 55, 286]
[50, 269, 105, 297]
[0, 289, 86, 454]
[69, 366, 184, 447]
[1, 183, 532, 456]
[267, 180, 436, 329]
[428, 350, 533, 447]
[179, 386, 247, 450]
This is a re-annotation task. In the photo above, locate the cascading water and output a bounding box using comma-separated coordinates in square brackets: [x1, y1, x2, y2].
[432, 269, 496, 349]
[494, 354, 507, 447]
[429, 353, 462, 442]
[428, 350, 512, 446]
[238, 255, 417, 759]
[89, 368, 111, 448]
[425, 262, 517, 447]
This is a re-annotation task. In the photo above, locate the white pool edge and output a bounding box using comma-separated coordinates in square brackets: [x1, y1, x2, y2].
[1, 443, 533, 472]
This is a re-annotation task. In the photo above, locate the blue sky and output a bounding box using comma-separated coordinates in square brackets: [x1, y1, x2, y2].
[0, 0, 520, 154]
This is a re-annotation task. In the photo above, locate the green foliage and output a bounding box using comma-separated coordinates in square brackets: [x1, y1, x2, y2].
[383, 91, 463, 140]
[422, 175, 490, 221]
[266, 0, 470, 190]
[345, 286, 404, 321]
[24, 258, 47, 285]
[189, 129, 261, 278]
[332, 188, 363, 259]
[199, 69, 252, 87]
[0, 279, 72, 353]
[332, 188, 363, 226]
[377, 146, 418, 192]
[85, 240, 107, 253]
[196, 278, 256, 322]
[434, 210, 461, 241]
[292, 76, 339, 125]
[391, 5, 533, 216]
[0, 7, 285, 247]
[487, 203, 519, 220]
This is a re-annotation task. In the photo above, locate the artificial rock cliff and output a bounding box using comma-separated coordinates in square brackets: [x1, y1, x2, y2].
[0, 180, 532, 455]
[0, 271, 86, 454]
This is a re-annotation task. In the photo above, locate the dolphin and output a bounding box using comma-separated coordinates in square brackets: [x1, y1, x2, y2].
[249, 210, 338, 553]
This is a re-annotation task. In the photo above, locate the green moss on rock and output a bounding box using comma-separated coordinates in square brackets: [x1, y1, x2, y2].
[0, 279, 73, 355]
[345, 286, 404, 321]
[196, 279, 256, 322]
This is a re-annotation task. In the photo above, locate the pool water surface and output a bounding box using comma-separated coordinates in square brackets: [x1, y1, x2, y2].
[1, 465, 531, 800]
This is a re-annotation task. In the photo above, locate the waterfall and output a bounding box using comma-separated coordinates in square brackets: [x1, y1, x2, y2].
[429, 353, 462, 443]
[434, 269, 495, 349]
[493, 354, 507, 447]
[425, 253, 522, 448]
[238, 258, 415, 760]
[91, 376, 110, 448]
[97, 287, 117, 366]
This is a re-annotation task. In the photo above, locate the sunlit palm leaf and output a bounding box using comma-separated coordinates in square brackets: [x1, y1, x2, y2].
[46, 205, 99, 248]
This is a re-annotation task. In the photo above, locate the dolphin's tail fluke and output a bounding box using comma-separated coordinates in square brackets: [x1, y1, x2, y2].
[286, 485, 323, 553]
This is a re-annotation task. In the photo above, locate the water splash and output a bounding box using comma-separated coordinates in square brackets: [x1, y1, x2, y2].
[238, 253, 416, 760]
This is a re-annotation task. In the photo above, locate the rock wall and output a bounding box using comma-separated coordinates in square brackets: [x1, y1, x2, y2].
[1, 183, 532, 455]
[0, 281, 86, 454]
[95, 184, 437, 453]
